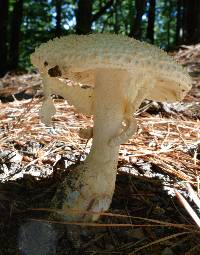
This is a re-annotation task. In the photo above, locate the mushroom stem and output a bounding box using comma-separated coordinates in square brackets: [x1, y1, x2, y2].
[51, 69, 129, 221]
[89, 68, 125, 162]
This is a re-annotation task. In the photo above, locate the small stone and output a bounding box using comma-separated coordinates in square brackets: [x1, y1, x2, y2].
[125, 228, 145, 240]
[161, 247, 174, 255]
[18, 220, 57, 255]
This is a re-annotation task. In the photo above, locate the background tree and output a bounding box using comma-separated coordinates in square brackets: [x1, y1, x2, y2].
[0, 0, 9, 76]
[0, 0, 200, 77]
[76, 0, 93, 34]
[176, 0, 183, 45]
[92, 0, 114, 23]
[130, 0, 147, 39]
[182, 0, 200, 44]
[9, 0, 24, 71]
[114, 0, 120, 33]
[54, 0, 63, 37]
[146, 0, 156, 43]
[166, 0, 173, 49]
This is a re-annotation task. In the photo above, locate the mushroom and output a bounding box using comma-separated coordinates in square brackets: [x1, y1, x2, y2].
[31, 33, 192, 221]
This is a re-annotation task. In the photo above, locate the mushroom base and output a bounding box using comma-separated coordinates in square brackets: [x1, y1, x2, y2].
[51, 157, 118, 221]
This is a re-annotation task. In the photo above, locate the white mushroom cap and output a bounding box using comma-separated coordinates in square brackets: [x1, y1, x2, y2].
[31, 33, 192, 104]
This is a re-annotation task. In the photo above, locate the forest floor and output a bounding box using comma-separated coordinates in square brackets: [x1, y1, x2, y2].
[0, 45, 200, 255]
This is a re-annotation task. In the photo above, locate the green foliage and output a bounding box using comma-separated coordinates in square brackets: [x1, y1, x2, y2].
[154, 0, 177, 49]
[5, 0, 184, 71]
[93, 0, 136, 34]
[20, 0, 53, 68]
[19, 0, 76, 69]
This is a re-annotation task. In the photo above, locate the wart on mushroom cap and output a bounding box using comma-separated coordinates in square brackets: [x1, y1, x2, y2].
[31, 33, 192, 221]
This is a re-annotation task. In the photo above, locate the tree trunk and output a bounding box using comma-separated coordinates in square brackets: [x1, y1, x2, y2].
[166, 1, 172, 49]
[114, 0, 120, 33]
[0, 0, 9, 77]
[75, 0, 114, 34]
[92, 0, 114, 22]
[128, 0, 135, 36]
[176, 0, 183, 45]
[9, 0, 24, 71]
[182, 0, 200, 44]
[76, 0, 93, 34]
[55, 0, 62, 37]
[130, 0, 147, 39]
[146, 0, 156, 44]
